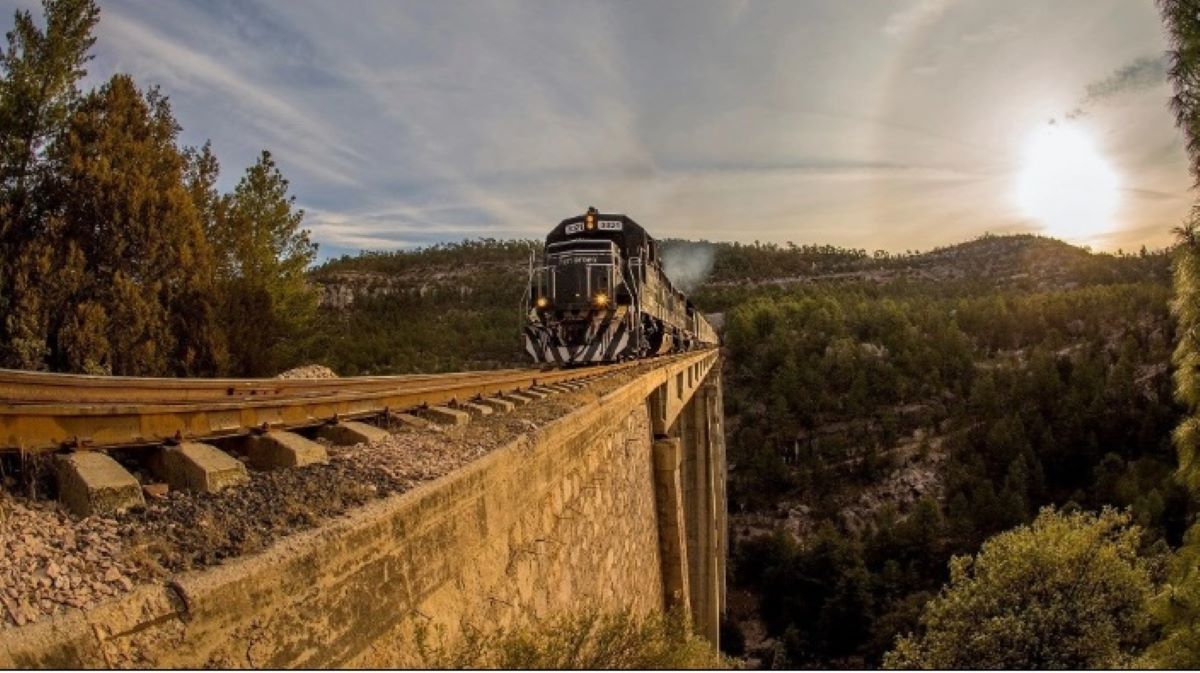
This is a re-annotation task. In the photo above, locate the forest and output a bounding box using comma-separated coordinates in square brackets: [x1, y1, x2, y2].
[717, 272, 1186, 666]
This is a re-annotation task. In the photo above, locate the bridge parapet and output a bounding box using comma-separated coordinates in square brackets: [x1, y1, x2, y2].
[0, 351, 727, 667]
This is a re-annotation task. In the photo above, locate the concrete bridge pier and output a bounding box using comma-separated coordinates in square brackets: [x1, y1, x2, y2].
[648, 365, 728, 648]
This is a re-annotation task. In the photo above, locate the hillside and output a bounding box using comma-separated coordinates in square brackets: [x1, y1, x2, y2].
[701, 234, 1167, 287]
[711, 243, 1179, 667]
[298, 236, 1171, 379]
[312, 234, 1170, 310]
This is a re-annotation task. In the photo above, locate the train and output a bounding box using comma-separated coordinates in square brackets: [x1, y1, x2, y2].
[524, 208, 719, 366]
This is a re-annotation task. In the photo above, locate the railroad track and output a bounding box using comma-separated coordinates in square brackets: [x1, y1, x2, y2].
[0, 355, 689, 454]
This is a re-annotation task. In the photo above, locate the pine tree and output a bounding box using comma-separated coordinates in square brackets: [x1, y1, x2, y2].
[0, 0, 312, 377]
[0, 0, 98, 369]
[183, 142, 225, 252]
[1161, 0, 1200, 491]
[1171, 218, 1200, 489]
[1152, 3, 1200, 666]
[217, 150, 317, 375]
[0, 0, 97, 215]
[47, 75, 225, 375]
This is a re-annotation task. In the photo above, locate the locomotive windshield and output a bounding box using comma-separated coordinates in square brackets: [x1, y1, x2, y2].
[543, 240, 618, 308]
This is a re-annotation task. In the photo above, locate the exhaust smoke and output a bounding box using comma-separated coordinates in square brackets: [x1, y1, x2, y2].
[661, 241, 716, 293]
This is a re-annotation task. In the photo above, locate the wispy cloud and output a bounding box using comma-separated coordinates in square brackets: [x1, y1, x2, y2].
[20, 0, 1185, 256]
[960, 22, 1018, 45]
[1085, 56, 1168, 102]
[884, 0, 955, 37]
[1061, 55, 1169, 121]
[97, 7, 366, 186]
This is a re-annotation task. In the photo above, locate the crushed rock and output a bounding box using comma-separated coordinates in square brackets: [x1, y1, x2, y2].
[0, 491, 141, 627]
[275, 364, 338, 379]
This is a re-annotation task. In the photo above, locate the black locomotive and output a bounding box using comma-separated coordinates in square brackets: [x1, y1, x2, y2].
[524, 208, 719, 365]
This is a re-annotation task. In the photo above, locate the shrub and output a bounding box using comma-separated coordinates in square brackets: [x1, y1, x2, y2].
[414, 608, 730, 669]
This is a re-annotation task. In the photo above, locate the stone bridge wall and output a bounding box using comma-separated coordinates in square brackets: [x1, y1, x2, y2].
[1, 352, 725, 667]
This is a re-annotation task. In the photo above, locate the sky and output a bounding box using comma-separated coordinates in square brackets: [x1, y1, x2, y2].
[6, 0, 1193, 259]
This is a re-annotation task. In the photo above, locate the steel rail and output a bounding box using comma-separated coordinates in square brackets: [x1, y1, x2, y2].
[0, 352, 708, 454]
[0, 367, 544, 405]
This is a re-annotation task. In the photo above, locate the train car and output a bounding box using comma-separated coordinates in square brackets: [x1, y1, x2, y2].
[524, 208, 719, 365]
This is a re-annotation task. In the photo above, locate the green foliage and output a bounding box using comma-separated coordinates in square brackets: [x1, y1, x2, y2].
[885, 507, 1156, 670]
[722, 278, 1177, 514]
[0, 0, 98, 207]
[1170, 224, 1200, 491]
[1160, 0, 1200, 187]
[216, 151, 317, 375]
[315, 237, 540, 276]
[686, 233, 1168, 314]
[0, 1, 318, 377]
[300, 239, 538, 374]
[720, 266, 1181, 665]
[1142, 523, 1200, 668]
[1154, 4, 1200, 668]
[45, 74, 226, 375]
[1160, 1, 1200, 489]
[413, 608, 729, 669]
[0, 0, 99, 369]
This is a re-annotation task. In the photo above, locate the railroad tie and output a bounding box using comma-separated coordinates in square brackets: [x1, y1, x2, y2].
[456, 401, 493, 418]
[244, 431, 329, 470]
[416, 405, 471, 426]
[500, 392, 533, 406]
[316, 420, 390, 446]
[161, 442, 249, 493]
[478, 397, 515, 413]
[388, 412, 431, 429]
[56, 452, 145, 517]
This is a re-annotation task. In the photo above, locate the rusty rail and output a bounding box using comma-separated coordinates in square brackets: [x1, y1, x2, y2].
[0, 353, 708, 453]
[0, 367, 539, 405]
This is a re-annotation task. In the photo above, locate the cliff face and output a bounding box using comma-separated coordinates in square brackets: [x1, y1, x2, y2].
[302, 251, 532, 375]
[314, 264, 527, 310]
[319, 279, 358, 309]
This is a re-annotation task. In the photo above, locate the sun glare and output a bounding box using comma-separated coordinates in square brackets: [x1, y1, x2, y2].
[1015, 125, 1120, 241]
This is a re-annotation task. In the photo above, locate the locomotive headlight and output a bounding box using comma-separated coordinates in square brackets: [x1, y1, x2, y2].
[535, 296, 549, 309]
[586, 213, 595, 230]
[593, 292, 609, 307]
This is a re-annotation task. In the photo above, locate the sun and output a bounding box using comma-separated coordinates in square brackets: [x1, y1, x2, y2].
[1015, 124, 1120, 241]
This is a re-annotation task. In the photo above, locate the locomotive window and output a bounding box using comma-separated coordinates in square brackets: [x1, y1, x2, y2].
[534, 267, 550, 296]
[555, 265, 587, 302]
[589, 265, 611, 295]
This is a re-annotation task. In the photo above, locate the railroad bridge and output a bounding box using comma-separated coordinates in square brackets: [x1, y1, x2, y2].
[0, 351, 726, 667]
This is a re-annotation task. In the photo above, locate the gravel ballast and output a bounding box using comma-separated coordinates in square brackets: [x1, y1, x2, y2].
[275, 364, 339, 379]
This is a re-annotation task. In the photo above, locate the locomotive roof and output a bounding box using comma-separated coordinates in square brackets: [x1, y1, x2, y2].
[544, 210, 692, 299]
[544, 212, 654, 251]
